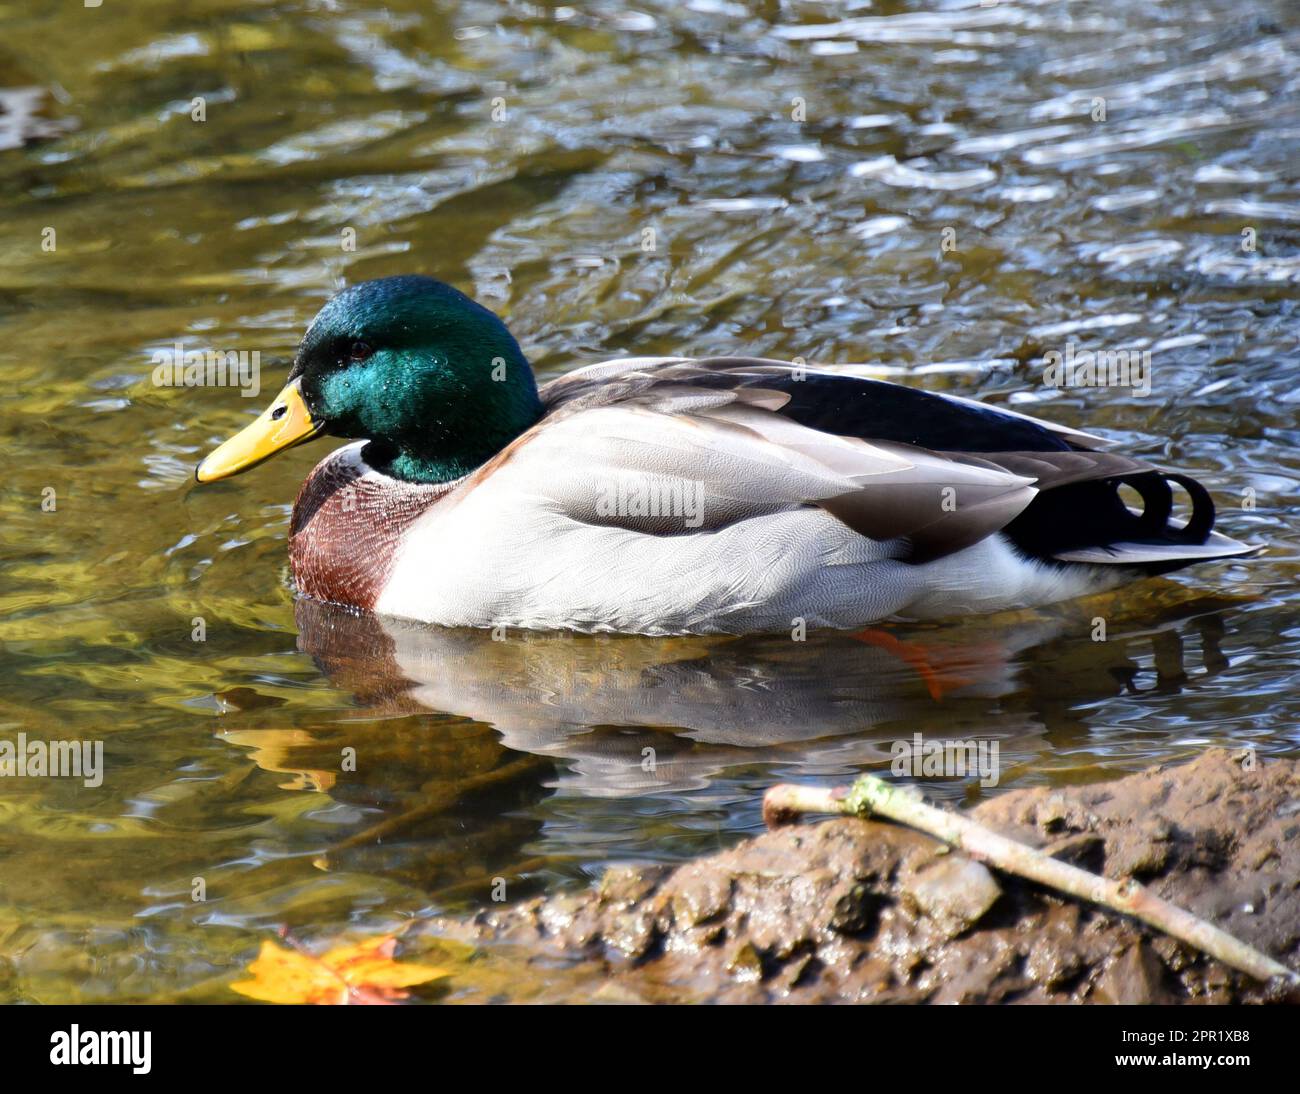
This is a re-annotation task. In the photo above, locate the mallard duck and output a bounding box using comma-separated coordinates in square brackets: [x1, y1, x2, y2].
[195, 275, 1256, 635]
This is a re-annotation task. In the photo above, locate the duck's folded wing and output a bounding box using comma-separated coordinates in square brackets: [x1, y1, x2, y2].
[488, 395, 1039, 563]
[529, 356, 1256, 569]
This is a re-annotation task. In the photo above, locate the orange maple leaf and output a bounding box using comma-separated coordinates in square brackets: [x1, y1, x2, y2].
[231, 935, 449, 1005]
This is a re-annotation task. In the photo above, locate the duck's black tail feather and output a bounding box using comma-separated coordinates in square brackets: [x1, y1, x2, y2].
[1003, 468, 1261, 576]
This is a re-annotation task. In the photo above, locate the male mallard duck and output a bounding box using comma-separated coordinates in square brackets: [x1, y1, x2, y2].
[196, 275, 1255, 635]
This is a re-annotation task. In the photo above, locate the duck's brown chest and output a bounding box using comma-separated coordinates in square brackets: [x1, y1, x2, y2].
[288, 450, 451, 612]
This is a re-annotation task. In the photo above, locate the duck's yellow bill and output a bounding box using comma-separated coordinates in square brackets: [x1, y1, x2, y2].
[195, 378, 324, 482]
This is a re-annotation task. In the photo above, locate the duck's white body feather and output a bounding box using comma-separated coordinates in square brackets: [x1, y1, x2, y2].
[378, 494, 1120, 634]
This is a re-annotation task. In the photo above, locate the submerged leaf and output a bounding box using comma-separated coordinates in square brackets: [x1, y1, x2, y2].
[231, 936, 448, 1005]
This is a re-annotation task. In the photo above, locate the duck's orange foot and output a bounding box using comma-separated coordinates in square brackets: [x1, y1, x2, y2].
[847, 627, 991, 702]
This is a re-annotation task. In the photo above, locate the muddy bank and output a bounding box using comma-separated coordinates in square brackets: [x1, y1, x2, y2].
[422, 749, 1300, 1003]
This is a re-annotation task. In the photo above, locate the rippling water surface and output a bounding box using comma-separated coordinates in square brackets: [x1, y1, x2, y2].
[1, 0, 1298, 1002]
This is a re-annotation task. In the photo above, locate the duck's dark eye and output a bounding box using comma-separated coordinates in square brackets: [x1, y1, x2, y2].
[348, 340, 373, 362]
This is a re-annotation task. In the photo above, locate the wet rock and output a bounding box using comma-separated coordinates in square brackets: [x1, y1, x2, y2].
[903, 855, 1001, 939]
[1092, 943, 1172, 1005]
[419, 749, 1300, 1004]
[927, 935, 1022, 1005]
[1105, 817, 1174, 879]
[725, 941, 765, 982]
[668, 871, 731, 928]
[1025, 905, 1084, 991]
[598, 864, 668, 908]
[1034, 793, 1099, 836]
[828, 881, 883, 936]
[605, 907, 659, 962]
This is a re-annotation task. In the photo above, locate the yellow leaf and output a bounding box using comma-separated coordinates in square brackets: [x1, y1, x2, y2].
[231, 936, 449, 1005]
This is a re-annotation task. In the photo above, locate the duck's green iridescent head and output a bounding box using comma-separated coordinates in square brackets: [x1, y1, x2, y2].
[196, 275, 542, 485]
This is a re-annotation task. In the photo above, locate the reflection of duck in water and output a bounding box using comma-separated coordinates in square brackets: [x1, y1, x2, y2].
[208, 592, 1241, 906]
[291, 595, 1239, 796]
[196, 276, 1256, 635]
